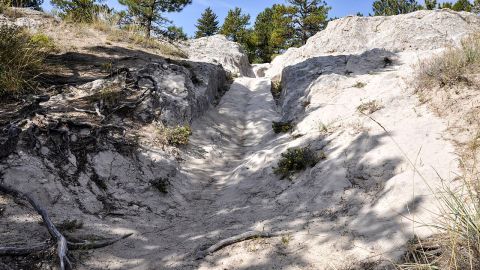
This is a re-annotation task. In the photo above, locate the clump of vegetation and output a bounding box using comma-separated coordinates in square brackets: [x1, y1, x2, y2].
[155, 125, 192, 146]
[399, 172, 480, 269]
[272, 121, 293, 133]
[150, 178, 169, 194]
[353, 81, 366, 88]
[0, 25, 54, 97]
[274, 147, 325, 179]
[417, 33, 480, 88]
[51, 0, 109, 23]
[271, 80, 282, 100]
[357, 100, 384, 115]
[88, 83, 123, 105]
[106, 25, 188, 58]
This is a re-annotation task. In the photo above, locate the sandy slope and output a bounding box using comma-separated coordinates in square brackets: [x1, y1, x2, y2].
[81, 62, 459, 269]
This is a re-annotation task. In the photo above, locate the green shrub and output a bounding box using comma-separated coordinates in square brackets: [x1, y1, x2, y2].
[155, 125, 192, 146]
[51, 0, 109, 23]
[353, 81, 366, 88]
[417, 33, 480, 88]
[0, 25, 52, 97]
[273, 147, 324, 179]
[150, 178, 169, 193]
[272, 121, 293, 133]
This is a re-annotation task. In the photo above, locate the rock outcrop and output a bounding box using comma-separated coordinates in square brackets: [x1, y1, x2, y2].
[188, 35, 254, 77]
[267, 9, 480, 79]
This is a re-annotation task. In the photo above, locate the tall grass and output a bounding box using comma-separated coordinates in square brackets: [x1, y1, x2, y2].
[0, 25, 54, 97]
[416, 34, 480, 88]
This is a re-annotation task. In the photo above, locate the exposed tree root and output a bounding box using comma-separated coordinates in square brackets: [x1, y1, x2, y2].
[0, 183, 132, 269]
[195, 231, 287, 260]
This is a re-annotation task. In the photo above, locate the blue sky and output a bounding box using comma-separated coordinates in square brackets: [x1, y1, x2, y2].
[41, 0, 436, 37]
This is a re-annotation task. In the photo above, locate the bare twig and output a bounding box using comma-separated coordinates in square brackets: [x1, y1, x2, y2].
[195, 231, 287, 260]
[0, 183, 71, 269]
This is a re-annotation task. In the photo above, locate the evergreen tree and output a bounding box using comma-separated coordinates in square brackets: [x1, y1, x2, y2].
[424, 0, 437, 9]
[220, 7, 250, 42]
[252, 4, 294, 63]
[51, 0, 109, 23]
[286, 0, 330, 45]
[11, 0, 43, 9]
[195, 7, 219, 38]
[161, 25, 188, 41]
[473, 0, 480, 13]
[438, 2, 453, 8]
[372, 0, 422, 16]
[119, 0, 191, 38]
[452, 0, 472, 11]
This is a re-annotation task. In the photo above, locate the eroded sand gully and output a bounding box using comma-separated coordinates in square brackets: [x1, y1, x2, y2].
[80, 62, 460, 269]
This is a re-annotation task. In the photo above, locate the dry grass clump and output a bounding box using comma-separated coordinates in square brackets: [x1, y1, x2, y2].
[357, 100, 383, 115]
[271, 80, 282, 100]
[0, 25, 54, 97]
[353, 81, 366, 88]
[416, 33, 480, 88]
[398, 165, 480, 270]
[100, 23, 187, 59]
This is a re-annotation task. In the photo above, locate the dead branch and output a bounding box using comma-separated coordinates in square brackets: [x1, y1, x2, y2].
[0, 183, 71, 270]
[0, 183, 132, 269]
[68, 233, 132, 250]
[195, 231, 287, 260]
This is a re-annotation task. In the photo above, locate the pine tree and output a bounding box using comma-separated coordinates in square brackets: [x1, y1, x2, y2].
[220, 7, 250, 42]
[161, 25, 188, 41]
[195, 7, 219, 38]
[473, 0, 480, 13]
[372, 0, 422, 16]
[438, 2, 453, 8]
[425, 0, 437, 9]
[119, 0, 191, 38]
[286, 0, 330, 45]
[10, 0, 43, 9]
[252, 4, 294, 63]
[51, 0, 109, 23]
[452, 0, 472, 11]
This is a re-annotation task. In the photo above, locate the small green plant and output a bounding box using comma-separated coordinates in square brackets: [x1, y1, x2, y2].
[319, 123, 329, 134]
[88, 84, 122, 105]
[150, 178, 169, 193]
[0, 25, 53, 97]
[281, 235, 292, 245]
[272, 121, 293, 133]
[100, 61, 113, 73]
[357, 100, 383, 115]
[273, 147, 324, 179]
[271, 80, 282, 100]
[353, 81, 366, 88]
[155, 125, 192, 146]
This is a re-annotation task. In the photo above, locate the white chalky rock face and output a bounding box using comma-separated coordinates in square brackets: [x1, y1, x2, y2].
[267, 9, 480, 80]
[188, 34, 254, 77]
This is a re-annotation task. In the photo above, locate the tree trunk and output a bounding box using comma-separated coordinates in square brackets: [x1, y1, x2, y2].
[146, 19, 152, 38]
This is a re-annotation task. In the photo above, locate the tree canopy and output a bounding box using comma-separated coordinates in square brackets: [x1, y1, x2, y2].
[372, 0, 423, 15]
[119, 0, 191, 38]
[220, 7, 250, 42]
[51, 0, 109, 23]
[195, 7, 219, 38]
[286, 0, 330, 45]
[11, 0, 43, 9]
